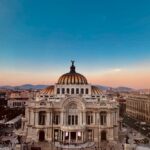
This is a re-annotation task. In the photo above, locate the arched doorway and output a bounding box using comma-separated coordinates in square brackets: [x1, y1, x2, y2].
[101, 130, 107, 141]
[39, 130, 45, 141]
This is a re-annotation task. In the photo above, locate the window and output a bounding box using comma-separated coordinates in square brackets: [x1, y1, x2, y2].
[72, 116, 74, 125]
[76, 88, 79, 94]
[68, 115, 71, 125]
[86, 88, 89, 94]
[62, 88, 65, 94]
[54, 114, 59, 125]
[68, 115, 78, 125]
[67, 88, 70, 94]
[39, 111, 46, 125]
[75, 115, 78, 125]
[87, 116, 91, 125]
[81, 88, 84, 94]
[71, 88, 74, 94]
[57, 88, 60, 94]
[86, 112, 93, 125]
[100, 112, 107, 125]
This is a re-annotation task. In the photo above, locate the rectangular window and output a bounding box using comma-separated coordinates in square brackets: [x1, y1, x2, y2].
[68, 115, 71, 125]
[81, 88, 84, 94]
[62, 88, 65, 94]
[87, 116, 90, 125]
[72, 116, 74, 125]
[57, 88, 60, 94]
[101, 115, 103, 125]
[76, 88, 79, 94]
[75, 115, 78, 125]
[86, 88, 89, 94]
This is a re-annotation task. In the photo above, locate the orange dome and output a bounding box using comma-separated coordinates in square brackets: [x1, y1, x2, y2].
[91, 86, 103, 95]
[57, 61, 88, 85]
[40, 85, 54, 95]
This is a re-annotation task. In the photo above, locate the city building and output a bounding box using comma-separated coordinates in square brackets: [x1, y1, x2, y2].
[7, 91, 35, 108]
[138, 89, 150, 95]
[126, 94, 150, 123]
[20, 62, 119, 144]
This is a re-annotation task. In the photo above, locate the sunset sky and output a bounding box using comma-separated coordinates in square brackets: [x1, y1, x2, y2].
[0, 0, 150, 89]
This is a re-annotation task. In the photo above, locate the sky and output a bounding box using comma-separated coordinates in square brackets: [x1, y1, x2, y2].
[0, 0, 150, 89]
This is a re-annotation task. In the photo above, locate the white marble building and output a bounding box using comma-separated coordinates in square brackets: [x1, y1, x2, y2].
[20, 62, 119, 144]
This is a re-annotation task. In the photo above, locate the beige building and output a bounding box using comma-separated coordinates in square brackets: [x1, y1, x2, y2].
[8, 91, 35, 108]
[20, 62, 119, 144]
[126, 94, 150, 123]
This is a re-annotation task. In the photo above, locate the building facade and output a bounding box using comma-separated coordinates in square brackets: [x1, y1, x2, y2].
[20, 62, 119, 144]
[8, 91, 35, 108]
[126, 94, 150, 123]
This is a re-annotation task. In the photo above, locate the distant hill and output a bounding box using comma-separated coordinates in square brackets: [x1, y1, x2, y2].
[95, 85, 134, 92]
[95, 85, 111, 90]
[0, 84, 49, 90]
[0, 84, 134, 92]
[115, 86, 134, 92]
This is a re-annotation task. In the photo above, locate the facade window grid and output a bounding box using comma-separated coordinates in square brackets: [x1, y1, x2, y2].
[68, 115, 78, 125]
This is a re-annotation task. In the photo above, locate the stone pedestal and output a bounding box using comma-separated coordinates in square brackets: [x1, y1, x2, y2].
[15, 144, 21, 150]
[124, 144, 136, 150]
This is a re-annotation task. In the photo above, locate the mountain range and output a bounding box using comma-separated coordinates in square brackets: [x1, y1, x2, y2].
[0, 84, 134, 92]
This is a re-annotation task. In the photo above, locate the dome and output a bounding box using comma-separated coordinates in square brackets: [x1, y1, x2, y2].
[40, 85, 54, 95]
[91, 86, 103, 95]
[57, 61, 88, 85]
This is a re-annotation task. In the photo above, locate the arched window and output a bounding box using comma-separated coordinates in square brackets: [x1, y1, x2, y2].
[71, 88, 74, 94]
[81, 88, 84, 94]
[39, 111, 46, 125]
[100, 111, 107, 125]
[62, 88, 65, 94]
[67, 88, 70, 94]
[67, 103, 78, 125]
[57, 88, 60, 94]
[76, 88, 79, 94]
[86, 88, 89, 94]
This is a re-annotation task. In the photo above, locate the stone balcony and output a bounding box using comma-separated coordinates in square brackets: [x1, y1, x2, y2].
[61, 125, 86, 131]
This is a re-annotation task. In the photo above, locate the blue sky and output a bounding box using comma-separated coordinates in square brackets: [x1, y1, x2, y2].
[0, 0, 150, 88]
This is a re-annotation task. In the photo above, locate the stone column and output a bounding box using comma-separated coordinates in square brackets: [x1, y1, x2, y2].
[93, 112, 95, 125]
[76, 132, 78, 142]
[82, 132, 84, 142]
[107, 112, 111, 127]
[63, 131, 65, 142]
[95, 112, 97, 125]
[46, 112, 50, 126]
[61, 112, 63, 125]
[35, 111, 38, 125]
[80, 112, 82, 125]
[69, 132, 71, 143]
[83, 111, 86, 125]
[50, 112, 51, 125]
[63, 112, 66, 125]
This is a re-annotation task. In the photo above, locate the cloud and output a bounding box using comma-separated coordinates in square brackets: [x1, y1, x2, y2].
[112, 68, 121, 72]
